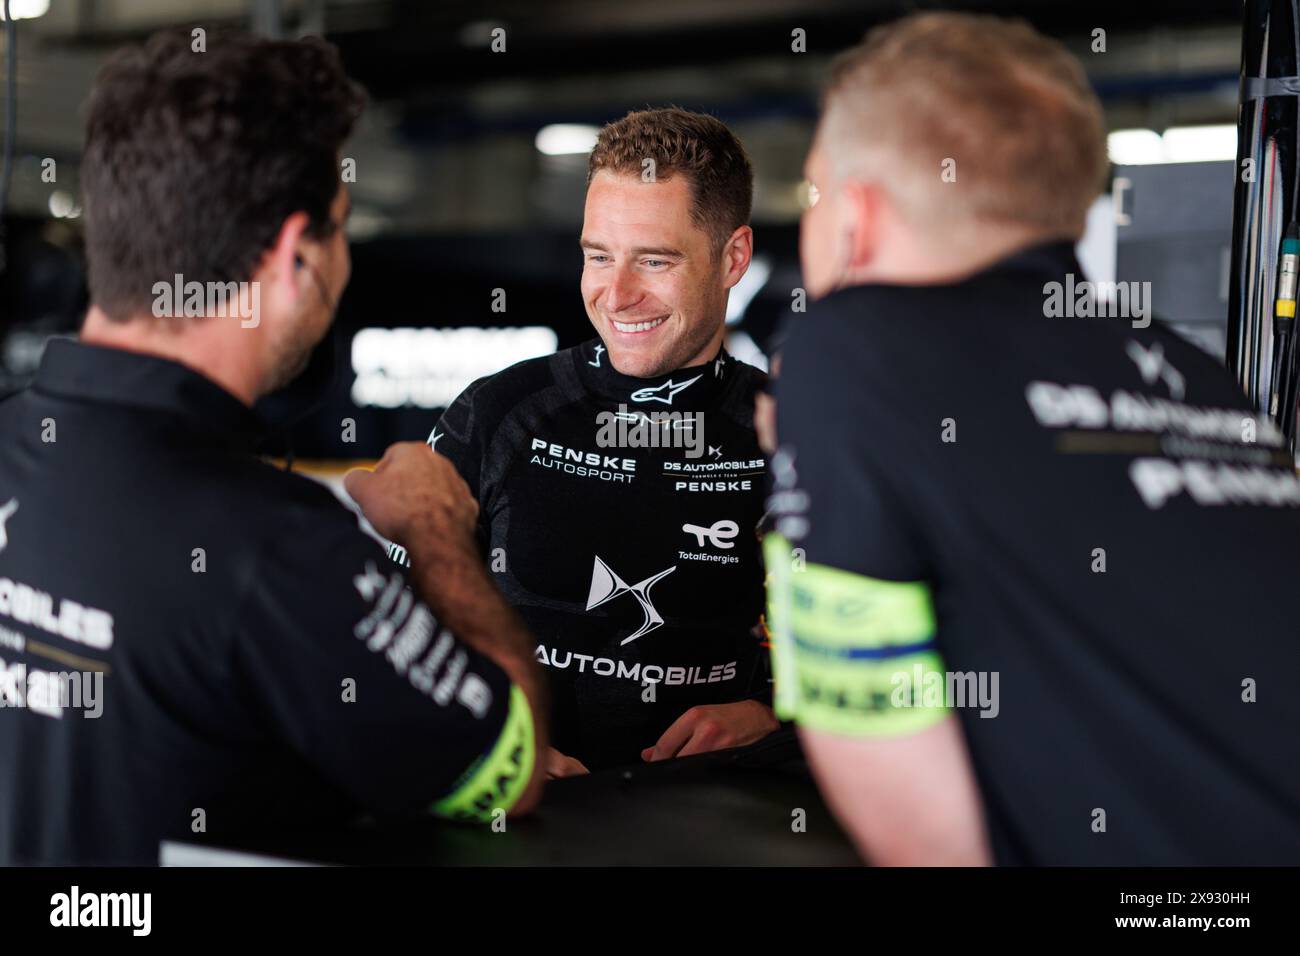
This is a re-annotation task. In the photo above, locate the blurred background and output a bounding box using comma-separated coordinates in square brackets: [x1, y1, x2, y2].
[0, 0, 1246, 467]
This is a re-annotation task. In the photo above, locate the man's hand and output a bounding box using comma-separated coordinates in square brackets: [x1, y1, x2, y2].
[544, 747, 590, 779]
[344, 442, 477, 554]
[344, 440, 549, 816]
[642, 700, 780, 762]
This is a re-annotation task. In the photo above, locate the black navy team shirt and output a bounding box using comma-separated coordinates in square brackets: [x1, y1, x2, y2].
[769, 241, 1300, 865]
[393, 341, 771, 769]
[0, 340, 530, 864]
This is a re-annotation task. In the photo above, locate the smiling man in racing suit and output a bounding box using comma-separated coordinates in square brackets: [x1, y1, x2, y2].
[390, 109, 777, 773]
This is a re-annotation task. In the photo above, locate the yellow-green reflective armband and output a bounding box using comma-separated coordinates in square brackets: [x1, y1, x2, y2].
[764, 533, 948, 736]
[431, 684, 535, 822]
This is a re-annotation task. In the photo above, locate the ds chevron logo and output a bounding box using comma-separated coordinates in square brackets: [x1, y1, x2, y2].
[585, 555, 675, 645]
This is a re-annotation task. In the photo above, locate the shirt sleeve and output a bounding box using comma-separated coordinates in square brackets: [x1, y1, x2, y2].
[236, 504, 535, 822]
[427, 377, 487, 497]
[386, 377, 491, 569]
[763, 314, 948, 736]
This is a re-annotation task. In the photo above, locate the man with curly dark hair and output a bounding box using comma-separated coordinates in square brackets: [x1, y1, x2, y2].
[0, 29, 547, 864]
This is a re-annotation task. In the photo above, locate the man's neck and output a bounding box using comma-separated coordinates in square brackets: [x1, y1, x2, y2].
[848, 223, 1069, 289]
[678, 320, 728, 374]
[80, 305, 262, 407]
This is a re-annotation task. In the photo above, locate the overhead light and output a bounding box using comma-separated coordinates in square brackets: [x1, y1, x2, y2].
[48, 190, 80, 219]
[1108, 125, 1238, 165]
[535, 124, 599, 157]
[0, 0, 50, 20]
[1107, 129, 1164, 165]
[1161, 124, 1238, 163]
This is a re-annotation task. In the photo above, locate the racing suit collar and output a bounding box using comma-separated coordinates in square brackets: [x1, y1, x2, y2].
[991, 238, 1084, 282]
[572, 337, 733, 410]
[33, 338, 266, 446]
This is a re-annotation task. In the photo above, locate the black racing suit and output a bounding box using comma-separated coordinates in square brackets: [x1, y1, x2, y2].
[768, 241, 1300, 863]
[390, 339, 771, 769]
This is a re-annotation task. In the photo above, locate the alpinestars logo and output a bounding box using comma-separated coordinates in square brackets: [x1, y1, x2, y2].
[589, 344, 605, 368]
[0, 499, 15, 555]
[586, 555, 675, 645]
[631, 374, 702, 405]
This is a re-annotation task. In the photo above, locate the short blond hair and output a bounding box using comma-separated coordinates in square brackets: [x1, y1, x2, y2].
[820, 12, 1107, 238]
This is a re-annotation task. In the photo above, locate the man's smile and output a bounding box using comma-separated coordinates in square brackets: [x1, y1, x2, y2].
[609, 315, 668, 334]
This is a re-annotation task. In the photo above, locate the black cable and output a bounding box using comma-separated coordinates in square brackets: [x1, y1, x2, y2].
[1272, 327, 1291, 415]
[1282, 327, 1299, 443]
[0, 0, 16, 277]
[1270, 221, 1299, 433]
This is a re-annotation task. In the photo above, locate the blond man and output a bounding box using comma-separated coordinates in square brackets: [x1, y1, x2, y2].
[768, 12, 1300, 865]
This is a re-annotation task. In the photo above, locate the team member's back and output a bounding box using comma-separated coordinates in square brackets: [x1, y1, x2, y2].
[0, 343, 526, 863]
[772, 242, 1300, 864]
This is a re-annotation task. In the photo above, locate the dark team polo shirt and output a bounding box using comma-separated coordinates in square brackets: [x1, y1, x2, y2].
[0, 340, 531, 865]
[391, 340, 771, 770]
[767, 241, 1300, 865]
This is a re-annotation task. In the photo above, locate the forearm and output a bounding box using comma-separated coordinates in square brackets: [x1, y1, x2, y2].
[800, 718, 993, 866]
[406, 532, 549, 809]
[833, 788, 991, 867]
[342, 441, 549, 811]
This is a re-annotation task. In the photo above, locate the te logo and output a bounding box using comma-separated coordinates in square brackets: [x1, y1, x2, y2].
[682, 519, 738, 550]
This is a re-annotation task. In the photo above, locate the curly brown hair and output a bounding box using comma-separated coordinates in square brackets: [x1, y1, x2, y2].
[587, 107, 753, 256]
[81, 28, 366, 321]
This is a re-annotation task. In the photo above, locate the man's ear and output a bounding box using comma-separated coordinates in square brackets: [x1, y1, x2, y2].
[262, 211, 312, 304]
[721, 225, 754, 290]
[840, 180, 883, 271]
